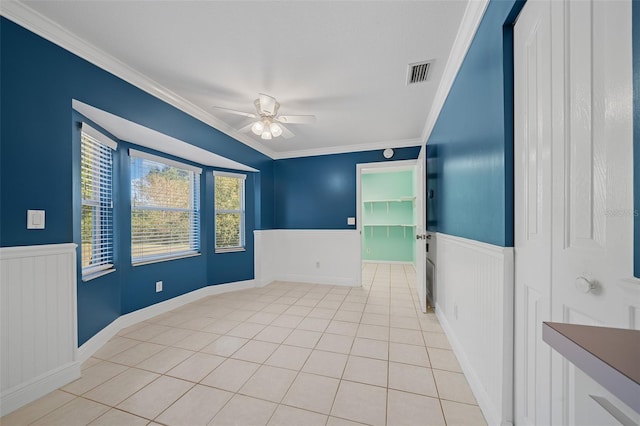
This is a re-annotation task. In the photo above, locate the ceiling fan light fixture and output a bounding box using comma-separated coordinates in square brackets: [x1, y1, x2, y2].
[261, 130, 272, 140]
[251, 120, 265, 135]
[270, 122, 283, 137]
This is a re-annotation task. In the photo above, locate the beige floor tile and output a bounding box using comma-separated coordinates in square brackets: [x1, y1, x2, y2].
[261, 303, 290, 314]
[231, 340, 279, 363]
[203, 319, 242, 334]
[88, 408, 148, 425]
[423, 331, 452, 350]
[247, 311, 279, 325]
[441, 400, 487, 426]
[390, 327, 424, 346]
[308, 307, 337, 319]
[201, 358, 260, 392]
[83, 368, 159, 406]
[209, 394, 277, 426]
[276, 296, 299, 305]
[107, 342, 166, 366]
[433, 369, 477, 404]
[166, 353, 225, 382]
[283, 329, 322, 348]
[267, 405, 328, 426]
[428, 347, 462, 372]
[331, 380, 387, 426]
[364, 305, 390, 316]
[156, 384, 233, 426]
[62, 361, 128, 395]
[340, 302, 365, 312]
[201, 335, 248, 357]
[326, 320, 359, 336]
[32, 397, 109, 426]
[343, 356, 387, 387]
[333, 310, 362, 323]
[283, 372, 339, 414]
[239, 365, 297, 403]
[360, 313, 389, 326]
[297, 317, 330, 332]
[271, 314, 305, 328]
[316, 333, 354, 354]
[265, 344, 312, 370]
[390, 315, 421, 330]
[81, 357, 102, 370]
[350, 337, 388, 360]
[388, 362, 438, 397]
[123, 323, 172, 341]
[356, 324, 389, 341]
[254, 325, 294, 343]
[92, 337, 140, 360]
[387, 389, 445, 426]
[173, 331, 220, 351]
[419, 318, 444, 333]
[302, 350, 348, 378]
[135, 346, 194, 374]
[117, 375, 193, 420]
[179, 317, 217, 331]
[326, 416, 368, 426]
[0, 390, 75, 425]
[226, 322, 266, 339]
[148, 327, 195, 346]
[226, 309, 256, 322]
[243, 301, 270, 312]
[389, 342, 430, 367]
[285, 305, 313, 316]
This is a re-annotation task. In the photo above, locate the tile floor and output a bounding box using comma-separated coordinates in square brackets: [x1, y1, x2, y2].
[2, 263, 487, 426]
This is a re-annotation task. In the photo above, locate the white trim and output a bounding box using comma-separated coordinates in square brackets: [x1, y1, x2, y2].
[213, 170, 246, 180]
[0, 1, 275, 159]
[129, 148, 202, 174]
[421, 0, 489, 147]
[78, 279, 256, 363]
[272, 137, 423, 160]
[81, 123, 117, 150]
[0, 242, 77, 259]
[0, 362, 80, 417]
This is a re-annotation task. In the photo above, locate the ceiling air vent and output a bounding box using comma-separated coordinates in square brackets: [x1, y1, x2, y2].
[407, 61, 432, 85]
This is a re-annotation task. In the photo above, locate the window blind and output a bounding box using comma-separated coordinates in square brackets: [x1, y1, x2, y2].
[214, 171, 246, 251]
[81, 124, 116, 276]
[130, 149, 201, 264]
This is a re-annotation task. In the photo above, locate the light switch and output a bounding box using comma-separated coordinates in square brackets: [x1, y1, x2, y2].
[27, 210, 45, 229]
[347, 217, 356, 225]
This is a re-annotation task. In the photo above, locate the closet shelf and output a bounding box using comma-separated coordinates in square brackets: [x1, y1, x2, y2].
[363, 197, 415, 203]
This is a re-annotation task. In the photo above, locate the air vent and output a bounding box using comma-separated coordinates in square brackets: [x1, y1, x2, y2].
[407, 61, 432, 85]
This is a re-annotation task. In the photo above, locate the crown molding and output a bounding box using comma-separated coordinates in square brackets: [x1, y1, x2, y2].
[272, 137, 423, 160]
[420, 0, 489, 147]
[0, 0, 277, 159]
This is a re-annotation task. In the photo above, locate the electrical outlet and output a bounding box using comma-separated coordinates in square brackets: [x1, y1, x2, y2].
[156, 281, 163, 292]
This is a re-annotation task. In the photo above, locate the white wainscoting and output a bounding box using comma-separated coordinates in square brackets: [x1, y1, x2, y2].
[0, 243, 80, 416]
[254, 230, 361, 287]
[434, 233, 514, 426]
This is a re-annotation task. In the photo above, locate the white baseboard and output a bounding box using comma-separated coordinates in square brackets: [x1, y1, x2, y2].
[78, 280, 255, 363]
[0, 362, 80, 417]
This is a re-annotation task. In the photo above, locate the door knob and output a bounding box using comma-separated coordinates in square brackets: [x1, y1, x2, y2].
[575, 277, 596, 293]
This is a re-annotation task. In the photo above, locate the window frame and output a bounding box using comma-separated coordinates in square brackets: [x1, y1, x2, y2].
[80, 123, 117, 280]
[214, 171, 246, 253]
[130, 149, 202, 265]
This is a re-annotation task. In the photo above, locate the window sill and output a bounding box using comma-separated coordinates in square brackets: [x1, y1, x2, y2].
[132, 252, 201, 267]
[215, 247, 246, 254]
[82, 267, 116, 282]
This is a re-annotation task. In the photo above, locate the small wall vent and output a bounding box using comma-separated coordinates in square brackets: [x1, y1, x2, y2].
[407, 61, 432, 85]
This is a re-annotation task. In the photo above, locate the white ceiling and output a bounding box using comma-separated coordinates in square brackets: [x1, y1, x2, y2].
[6, 1, 480, 159]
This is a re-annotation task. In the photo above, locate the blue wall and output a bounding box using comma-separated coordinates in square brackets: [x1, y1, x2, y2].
[1, 18, 274, 344]
[425, 0, 524, 247]
[634, 1, 640, 278]
[274, 147, 420, 229]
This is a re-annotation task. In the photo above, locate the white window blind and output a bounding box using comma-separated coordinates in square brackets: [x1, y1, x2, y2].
[214, 171, 246, 252]
[130, 149, 201, 264]
[81, 123, 116, 277]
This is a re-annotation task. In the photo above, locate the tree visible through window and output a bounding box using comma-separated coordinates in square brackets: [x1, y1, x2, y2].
[215, 172, 245, 251]
[130, 150, 201, 264]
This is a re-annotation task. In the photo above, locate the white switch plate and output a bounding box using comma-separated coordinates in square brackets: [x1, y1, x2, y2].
[156, 281, 163, 292]
[347, 217, 356, 225]
[27, 210, 45, 229]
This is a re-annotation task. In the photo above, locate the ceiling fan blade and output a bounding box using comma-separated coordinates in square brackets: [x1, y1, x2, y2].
[280, 125, 295, 139]
[276, 115, 316, 124]
[237, 122, 256, 133]
[258, 93, 278, 115]
[213, 106, 256, 119]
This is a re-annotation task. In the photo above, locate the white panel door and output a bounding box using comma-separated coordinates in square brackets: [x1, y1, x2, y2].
[514, 1, 553, 424]
[516, 0, 637, 424]
[550, 0, 636, 424]
[415, 145, 427, 313]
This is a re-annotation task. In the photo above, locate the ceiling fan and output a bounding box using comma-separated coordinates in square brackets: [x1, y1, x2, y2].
[214, 93, 316, 140]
